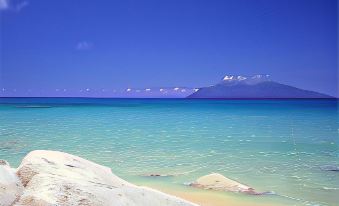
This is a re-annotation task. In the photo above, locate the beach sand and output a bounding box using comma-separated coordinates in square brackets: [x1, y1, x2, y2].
[136, 181, 290, 206]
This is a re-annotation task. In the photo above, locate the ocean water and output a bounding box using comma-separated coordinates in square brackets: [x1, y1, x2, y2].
[0, 98, 338, 206]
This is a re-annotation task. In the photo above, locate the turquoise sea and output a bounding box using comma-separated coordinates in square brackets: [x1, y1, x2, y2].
[0, 98, 338, 206]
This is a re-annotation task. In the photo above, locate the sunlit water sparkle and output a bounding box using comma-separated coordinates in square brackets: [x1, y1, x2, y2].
[0, 98, 338, 206]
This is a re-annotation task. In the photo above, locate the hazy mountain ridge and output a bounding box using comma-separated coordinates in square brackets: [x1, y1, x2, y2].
[188, 75, 333, 99]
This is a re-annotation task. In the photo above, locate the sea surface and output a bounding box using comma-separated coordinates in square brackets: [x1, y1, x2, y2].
[0, 98, 338, 206]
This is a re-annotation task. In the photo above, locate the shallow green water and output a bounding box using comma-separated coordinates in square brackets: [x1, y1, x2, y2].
[0, 98, 338, 206]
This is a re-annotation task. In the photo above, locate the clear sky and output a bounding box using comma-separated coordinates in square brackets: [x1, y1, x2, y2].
[0, 0, 337, 97]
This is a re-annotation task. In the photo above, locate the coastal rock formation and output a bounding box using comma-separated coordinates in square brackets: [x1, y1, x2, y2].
[320, 165, 339, 172]
[190, 173, 259, 195]
[0, 160, 23, 205]
[0, 150, 198, 206]
[141, 169, 198, 177]
[141, 173, 175, 177]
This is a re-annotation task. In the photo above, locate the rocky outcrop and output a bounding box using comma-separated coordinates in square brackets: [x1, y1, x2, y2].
[0, 150, 199, 206]
[320, 165, 339, 172]
[0, 160, 24, 206]
[189, 173, 260, 195]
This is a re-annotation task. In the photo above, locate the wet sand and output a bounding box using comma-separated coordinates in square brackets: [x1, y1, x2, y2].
[137, 181, 290, 206]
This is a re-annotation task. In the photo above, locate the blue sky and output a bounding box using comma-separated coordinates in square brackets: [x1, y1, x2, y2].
[0, 0, 337, 97]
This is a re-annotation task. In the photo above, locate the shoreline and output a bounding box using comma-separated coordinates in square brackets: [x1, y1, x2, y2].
[0, 150, 291, 206]
[1, 150, 335, 206]
[130, 179, 291, 206]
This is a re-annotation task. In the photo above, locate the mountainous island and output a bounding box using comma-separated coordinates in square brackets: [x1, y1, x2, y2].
[187, 75, 333, 99]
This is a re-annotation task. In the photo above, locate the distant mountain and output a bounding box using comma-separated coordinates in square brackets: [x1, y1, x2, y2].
[187, 75, 333, 99]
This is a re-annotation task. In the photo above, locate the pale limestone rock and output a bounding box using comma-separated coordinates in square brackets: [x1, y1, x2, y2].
[14, 150, 198, 206]
[190, 173, 257, 194]
[0, 160, 23, 206]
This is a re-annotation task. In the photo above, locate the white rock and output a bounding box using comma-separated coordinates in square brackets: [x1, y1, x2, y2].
[0, 160, 23, 206]
[190, 173, 256, 194]
[14, 150, 198, 206]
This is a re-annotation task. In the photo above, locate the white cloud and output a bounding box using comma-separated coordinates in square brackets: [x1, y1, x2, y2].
[0, 0, 9, 10]
[76, 41, 93, 50]
[16, 1, 28, 11]
[0, 0, 29, 11]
